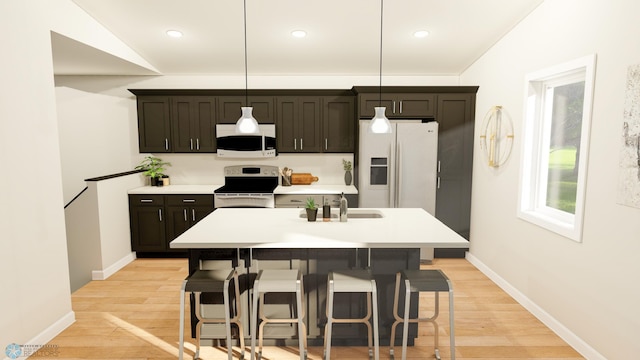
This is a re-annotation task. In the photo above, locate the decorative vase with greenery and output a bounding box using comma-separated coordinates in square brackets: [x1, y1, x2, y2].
[135, 156, 171, 186]
[305, 197, 318, 222]
[342, 159, 353, 186]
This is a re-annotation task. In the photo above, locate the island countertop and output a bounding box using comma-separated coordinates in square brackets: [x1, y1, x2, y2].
[170, 207, 469, 249]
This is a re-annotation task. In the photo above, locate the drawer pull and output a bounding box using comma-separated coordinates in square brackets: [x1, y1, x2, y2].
[182, 199, 196, 203]
[140, 199, 153, 203]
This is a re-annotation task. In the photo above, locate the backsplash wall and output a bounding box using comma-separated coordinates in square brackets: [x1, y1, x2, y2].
[147, 152, 354, 186]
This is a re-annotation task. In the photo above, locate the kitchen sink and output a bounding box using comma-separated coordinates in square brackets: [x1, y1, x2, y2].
[299, 209, 384, 219]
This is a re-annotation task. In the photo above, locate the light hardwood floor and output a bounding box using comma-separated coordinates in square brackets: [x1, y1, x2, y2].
[43, 258, 584, 359]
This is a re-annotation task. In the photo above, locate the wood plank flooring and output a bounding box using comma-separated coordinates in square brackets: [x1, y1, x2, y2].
[43, 258, 584, 359]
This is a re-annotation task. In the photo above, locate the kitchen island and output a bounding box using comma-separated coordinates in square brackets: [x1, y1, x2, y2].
[170, 207, 468, 346]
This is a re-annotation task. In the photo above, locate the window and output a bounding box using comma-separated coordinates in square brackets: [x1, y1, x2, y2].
[518, 55, 596, 242]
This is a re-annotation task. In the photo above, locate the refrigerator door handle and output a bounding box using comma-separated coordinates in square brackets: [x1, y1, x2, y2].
[396, 141, 402, 207]
[389, 142, 394, 208]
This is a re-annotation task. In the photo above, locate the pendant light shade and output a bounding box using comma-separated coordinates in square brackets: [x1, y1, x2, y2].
[235, 0, 260, 134]
[369, 107, 392, 134]
[235, 107, 260, 134]
[368, 0, 392, 134]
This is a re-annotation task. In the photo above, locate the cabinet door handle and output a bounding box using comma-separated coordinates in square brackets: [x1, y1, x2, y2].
[437, 160, 441, 173]
[393, 101, 396, 114]
[165, 138, 169, 151]
[294, 138, 297, 150]
[192, 209, 196, 222]
[183, 209, 187, 222]
[437, 177, 441, 189]
[182, 199, 195, 203]
[196, 138, 200, 150]
[291, 199, 302, 203]
[399, 100, 403, 114]
[325, 138, 328, 150]
[300, 138, 303, 150]
[190, 138, 193, 150]
[158, 209, 163, 222]
[140, 199, 153, 203]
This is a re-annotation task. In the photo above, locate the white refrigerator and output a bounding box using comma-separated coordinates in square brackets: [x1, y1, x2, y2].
[358, 120, 439, 261]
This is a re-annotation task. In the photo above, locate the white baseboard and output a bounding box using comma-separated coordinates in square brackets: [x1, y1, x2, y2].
[91, 252, 136, 280]
[2, 311, 76, 360]
[465, 252, 606, 360]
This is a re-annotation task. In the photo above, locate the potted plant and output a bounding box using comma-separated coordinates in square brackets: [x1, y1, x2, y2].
[342, 159, 353, 186]
[135, 156, 171, 186]
[305, 197, 318, 222]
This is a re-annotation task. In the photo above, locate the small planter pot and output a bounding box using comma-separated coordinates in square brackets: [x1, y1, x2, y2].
[344, 170, 352, 186]
[306, 208, 318, 222]
[150, 176, 161, 186]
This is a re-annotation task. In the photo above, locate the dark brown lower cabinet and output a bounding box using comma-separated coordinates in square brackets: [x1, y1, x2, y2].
[129, 194, 213, 254]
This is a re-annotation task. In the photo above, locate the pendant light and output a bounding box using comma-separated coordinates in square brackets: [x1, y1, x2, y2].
[369, 0, 392, 134]
[235, 0, 260, 134]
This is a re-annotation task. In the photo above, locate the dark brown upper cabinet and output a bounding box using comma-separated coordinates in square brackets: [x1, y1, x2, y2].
[136, 96, 172, 152]
[171, 96, 216, 152]
[358, 93, 436, 118]
[276, 96, 322, 153]
[322, 96, 355, 152]
[217, 96, 276, 124]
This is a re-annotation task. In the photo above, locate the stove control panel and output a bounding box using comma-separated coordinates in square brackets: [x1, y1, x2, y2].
[224, 165, 279, 177]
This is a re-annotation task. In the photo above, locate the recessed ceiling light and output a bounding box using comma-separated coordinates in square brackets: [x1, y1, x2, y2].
[291, 30, 307, 38]
[413, 30, 429, 38]
[166, 30, 183, 38]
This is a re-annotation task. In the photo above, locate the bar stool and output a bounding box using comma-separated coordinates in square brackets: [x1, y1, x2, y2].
[250, 269, 306, 360]
[324, 269, 379, 360]
[389, 269, 455, 360]
[179, 269, 244, 360]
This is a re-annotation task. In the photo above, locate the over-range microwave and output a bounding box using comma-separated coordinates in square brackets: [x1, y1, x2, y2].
[215, 124, 277, 158]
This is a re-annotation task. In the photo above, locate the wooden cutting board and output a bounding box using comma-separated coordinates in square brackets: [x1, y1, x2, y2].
[291, 173, 319, 185]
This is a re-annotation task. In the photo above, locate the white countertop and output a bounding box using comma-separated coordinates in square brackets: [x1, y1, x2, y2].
[274, 184, 358, 195]
[128, 184, 223, 194]
[128, 184, 357, 195]
[170, 208, 469, 249]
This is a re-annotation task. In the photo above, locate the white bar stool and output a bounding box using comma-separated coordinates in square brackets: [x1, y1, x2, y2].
[250, 269, 306, 360]
[324, 269, 379, 360]
[178, 268, 244, 360]
[389, 269, 455, 360]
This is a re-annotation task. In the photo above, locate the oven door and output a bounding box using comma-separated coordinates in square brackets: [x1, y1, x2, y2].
[214, 193, 275, 208]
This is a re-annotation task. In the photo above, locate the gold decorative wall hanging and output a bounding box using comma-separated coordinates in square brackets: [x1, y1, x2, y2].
[479, 105, 514, 167]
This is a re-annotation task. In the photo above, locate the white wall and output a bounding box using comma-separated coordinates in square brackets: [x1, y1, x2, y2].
[461, 0, 640, 359]
[0, 0, 75, 348]
[0, 0, 162, 349]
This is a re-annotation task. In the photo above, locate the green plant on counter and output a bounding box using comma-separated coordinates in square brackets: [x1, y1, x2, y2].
[342, 159, 352, 171]
[135, 156, 171, 179]
[305, 197, 317, 209]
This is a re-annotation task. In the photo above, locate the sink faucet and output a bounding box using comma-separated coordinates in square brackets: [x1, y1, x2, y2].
[339, 192, 348, 222]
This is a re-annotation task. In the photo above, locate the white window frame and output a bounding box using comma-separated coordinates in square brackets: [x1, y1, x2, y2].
[518, 54, 596, 242]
